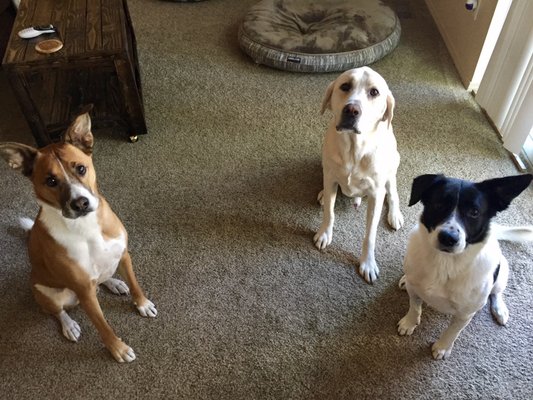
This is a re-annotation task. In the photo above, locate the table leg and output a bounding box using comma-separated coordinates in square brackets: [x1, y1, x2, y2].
[114, 58, 147, 139]
[7, 70, 50, 147]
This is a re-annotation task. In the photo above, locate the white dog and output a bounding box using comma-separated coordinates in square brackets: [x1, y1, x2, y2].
[315, 67, 404, 283]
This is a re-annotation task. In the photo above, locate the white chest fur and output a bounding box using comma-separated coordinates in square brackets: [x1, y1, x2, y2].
[323, 125, 394, 198]
[404, 224, 500, 316]
[39, 204, 126, 283]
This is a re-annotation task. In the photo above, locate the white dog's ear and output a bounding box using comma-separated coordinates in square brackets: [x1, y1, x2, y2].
[382, 91, 395, 128]
[320, 81, 335, 115]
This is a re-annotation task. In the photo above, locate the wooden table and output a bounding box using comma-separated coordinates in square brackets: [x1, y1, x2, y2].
[2, 0, 147, 146]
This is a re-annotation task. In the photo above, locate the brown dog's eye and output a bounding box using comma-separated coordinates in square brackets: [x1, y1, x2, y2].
[46, 176, 58, 187]
[369, 88, 380, 97]
[76, 165, 87, 176]
[340, 83, 351, 92]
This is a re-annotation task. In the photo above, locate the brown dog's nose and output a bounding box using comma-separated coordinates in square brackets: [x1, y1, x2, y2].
[71, 197, 89, 212]
[343, 103, 361, 117]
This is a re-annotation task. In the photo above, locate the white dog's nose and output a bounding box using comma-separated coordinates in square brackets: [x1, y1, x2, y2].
[343, 103, 361, 117]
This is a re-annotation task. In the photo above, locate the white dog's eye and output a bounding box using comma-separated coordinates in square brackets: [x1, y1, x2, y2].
[340, 82, 351, 92]
[369, 88, 379, 97]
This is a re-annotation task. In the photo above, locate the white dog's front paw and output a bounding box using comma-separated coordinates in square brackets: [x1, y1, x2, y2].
[432, 340, 454, 360]
[359, 258, 379, 283]
[137, 299, 157, 318]
[397, 314, 420, 336]
[353, 197, 362, 209]
[102, 278, 130, 295]
[314, 226, 333, 250]
[317, 190, 324, 206]
[388, 208, 404, 230]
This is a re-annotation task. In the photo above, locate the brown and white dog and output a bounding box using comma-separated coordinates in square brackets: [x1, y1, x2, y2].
[0, 112, 156, 363]
[315, 67, 404, 283]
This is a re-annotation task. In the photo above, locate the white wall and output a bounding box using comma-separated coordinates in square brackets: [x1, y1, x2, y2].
[425, 0, 499, 90]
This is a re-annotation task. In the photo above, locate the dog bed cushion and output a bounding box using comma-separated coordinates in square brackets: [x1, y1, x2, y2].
[238, 0, 401, 73]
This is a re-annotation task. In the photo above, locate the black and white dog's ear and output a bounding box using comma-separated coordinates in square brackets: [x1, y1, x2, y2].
[476, 174, 532, 213]
[408, 174, 445, 206]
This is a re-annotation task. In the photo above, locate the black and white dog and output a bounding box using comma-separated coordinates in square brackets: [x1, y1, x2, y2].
[398, 173, 533, 359]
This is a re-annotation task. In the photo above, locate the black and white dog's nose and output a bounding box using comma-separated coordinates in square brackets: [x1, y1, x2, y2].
[438, 230, 460, 247]
[71, 196, 89, 212]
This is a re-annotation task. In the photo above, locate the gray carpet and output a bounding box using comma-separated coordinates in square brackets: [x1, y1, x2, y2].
[0, 0, 532, 399]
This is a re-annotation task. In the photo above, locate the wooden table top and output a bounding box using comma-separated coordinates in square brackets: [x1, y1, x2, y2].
[3, 0, 128, 67]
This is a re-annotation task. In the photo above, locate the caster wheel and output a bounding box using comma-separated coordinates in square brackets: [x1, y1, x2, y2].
[129, 135, 138, 143]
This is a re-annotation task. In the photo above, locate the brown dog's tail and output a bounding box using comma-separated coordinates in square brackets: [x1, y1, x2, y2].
[19, 217, 34, 232]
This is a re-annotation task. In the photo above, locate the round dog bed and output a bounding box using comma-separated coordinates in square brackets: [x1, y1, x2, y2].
[238, 0, 401, 73]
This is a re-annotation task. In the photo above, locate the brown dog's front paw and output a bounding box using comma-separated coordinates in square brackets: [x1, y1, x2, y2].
[136, 299, 157, 318]
[108, 339, 136, 363]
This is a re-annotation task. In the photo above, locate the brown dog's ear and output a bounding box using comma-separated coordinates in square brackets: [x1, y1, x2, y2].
[64, 111, 94, 155]
[320, 81, 335, 115]
[0, 142, 39, 177]
[381, 91, 395, 128]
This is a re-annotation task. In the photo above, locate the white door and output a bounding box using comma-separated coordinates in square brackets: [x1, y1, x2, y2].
[476, 0, 533, 163]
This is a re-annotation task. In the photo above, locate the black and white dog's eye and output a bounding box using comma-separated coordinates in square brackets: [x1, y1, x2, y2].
[46, 176, 58, 187]
[467, 208, 480, 218]
[340, 82, 351, 92]
[433, 202, 444, 210]
[369, 88, 380, 97]
[76, 165, 87, 176]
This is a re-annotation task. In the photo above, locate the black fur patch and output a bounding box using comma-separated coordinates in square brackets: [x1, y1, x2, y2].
[493, 263, 500, 284]
[409, 174, 533, 245]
